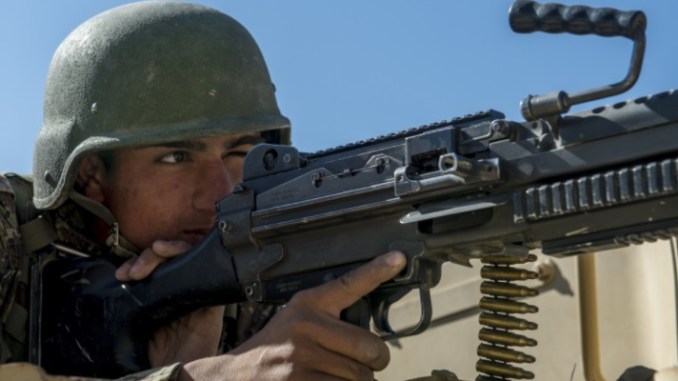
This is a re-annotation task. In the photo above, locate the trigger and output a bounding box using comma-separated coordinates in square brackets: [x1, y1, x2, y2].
[371, 287, 433, 340]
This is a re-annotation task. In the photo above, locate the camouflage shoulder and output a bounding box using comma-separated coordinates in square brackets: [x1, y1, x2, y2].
[0, 172, 21, 301]
[0, 173, 38, 223]
[0, 173, 26, 271]
[0, 174, 28, 362]
[0, 174, 14, 197]
[0, 172, 33, 189]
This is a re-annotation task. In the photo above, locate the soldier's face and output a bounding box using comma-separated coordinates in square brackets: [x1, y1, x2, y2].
[98, 132, 261, 250]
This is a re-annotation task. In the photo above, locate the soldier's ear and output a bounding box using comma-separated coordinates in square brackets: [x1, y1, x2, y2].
[76, 155, 108, 203]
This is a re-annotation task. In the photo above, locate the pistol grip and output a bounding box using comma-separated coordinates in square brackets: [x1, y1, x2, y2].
[340, 298, 371, 330]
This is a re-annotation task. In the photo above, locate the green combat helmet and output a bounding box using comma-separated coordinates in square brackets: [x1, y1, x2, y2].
[33, 1, 291, 210]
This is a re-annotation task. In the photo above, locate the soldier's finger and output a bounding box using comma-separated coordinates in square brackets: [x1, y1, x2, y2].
[304, 251, 406, 316]
[115, 241, 192, 281]
[311, 314, 390, 371]
[151, 240, 192, 258]
[114, 257, 136, 281]
[128, 247, 168, 280]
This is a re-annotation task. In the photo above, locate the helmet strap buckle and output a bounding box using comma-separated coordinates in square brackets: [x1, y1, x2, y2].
[108, 222, 120, 247]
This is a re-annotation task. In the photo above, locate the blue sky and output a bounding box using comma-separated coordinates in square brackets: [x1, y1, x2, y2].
[1, 0, 676, 175]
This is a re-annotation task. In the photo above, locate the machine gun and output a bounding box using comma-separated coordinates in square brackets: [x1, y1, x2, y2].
[34, 1, 678, 379]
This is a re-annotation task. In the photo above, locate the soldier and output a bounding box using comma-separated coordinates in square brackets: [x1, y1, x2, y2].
[0, 2, 405, 380]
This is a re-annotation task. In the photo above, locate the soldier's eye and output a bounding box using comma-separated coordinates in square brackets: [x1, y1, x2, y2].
[159, 151, 190, 164]
[226, 144, 254, 159]
[227, 150, 248, 158]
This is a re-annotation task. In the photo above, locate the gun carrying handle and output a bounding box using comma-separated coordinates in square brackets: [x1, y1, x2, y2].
[509, 1, 647, 121]
[509, 1, 646, 39]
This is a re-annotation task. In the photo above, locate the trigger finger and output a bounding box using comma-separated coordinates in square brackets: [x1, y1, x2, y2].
[309, 251, 406, 316]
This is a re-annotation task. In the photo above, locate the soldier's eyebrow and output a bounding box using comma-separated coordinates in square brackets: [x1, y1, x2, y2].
[142, 134, 264, 151]
[146, 141, 208, 151]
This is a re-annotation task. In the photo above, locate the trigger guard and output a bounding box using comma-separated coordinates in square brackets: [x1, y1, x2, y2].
[371, 287, 433, 340]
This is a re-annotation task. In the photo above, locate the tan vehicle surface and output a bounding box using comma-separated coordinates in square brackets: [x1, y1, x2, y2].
[379, 241, 678, 380]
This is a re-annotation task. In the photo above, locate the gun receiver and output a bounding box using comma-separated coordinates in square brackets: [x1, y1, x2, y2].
[35, 1, 678, 379]
[225, 89, 678, 312]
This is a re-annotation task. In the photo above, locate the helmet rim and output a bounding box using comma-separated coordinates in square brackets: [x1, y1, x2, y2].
[33, 114, 290, 210]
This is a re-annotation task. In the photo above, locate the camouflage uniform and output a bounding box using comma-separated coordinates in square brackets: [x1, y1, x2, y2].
[0, 174, 22, 364]
[0, 173, 276, 380]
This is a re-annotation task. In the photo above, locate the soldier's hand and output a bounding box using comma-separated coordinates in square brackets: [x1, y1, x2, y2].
[179, 250, 407, 381]
[115, 240, 225, 366]
[115, 240, 191, 281]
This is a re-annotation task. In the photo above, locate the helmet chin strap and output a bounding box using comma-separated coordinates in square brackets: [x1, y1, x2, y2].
[68, 190, 140, 259]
